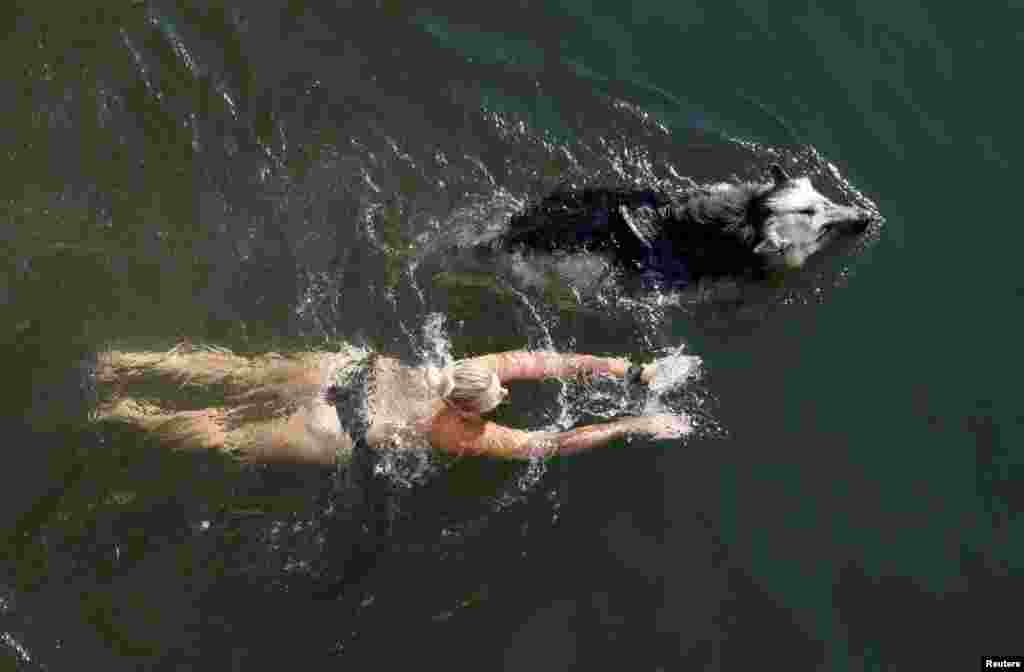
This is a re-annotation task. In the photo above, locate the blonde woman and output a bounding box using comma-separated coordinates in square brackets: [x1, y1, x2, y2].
[94, 342, 690, 467]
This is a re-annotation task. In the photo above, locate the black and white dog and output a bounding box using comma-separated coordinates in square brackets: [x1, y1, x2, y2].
[430, 165, 881, 306]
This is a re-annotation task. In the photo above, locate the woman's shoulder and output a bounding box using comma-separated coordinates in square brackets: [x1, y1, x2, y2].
[425, 409, 532, 459]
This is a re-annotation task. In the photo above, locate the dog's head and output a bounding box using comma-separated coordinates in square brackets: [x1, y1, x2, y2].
[753, 165, 879, 271]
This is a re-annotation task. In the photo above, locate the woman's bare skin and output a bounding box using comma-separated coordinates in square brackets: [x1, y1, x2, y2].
[417, 351, 688, 459]
[95, 346, 689, 465]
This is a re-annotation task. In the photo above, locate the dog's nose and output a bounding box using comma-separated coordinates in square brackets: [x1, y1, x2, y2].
[852, 212, 871, 234]
[856, 207, 884, 232]
[834, 205, 879, 234]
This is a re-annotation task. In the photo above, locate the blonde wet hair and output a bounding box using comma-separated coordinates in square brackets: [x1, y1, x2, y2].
[438, 360, 507, 415]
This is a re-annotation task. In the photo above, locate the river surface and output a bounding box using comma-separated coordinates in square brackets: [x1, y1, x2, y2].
[1, 2, 1015, 670]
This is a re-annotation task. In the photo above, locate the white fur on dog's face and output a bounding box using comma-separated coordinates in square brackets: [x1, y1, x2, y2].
[764, 177, 821, 214]
[755, 177, 871, 270]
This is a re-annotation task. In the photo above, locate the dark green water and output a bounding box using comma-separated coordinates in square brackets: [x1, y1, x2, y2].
[1, 2, 1015, 670]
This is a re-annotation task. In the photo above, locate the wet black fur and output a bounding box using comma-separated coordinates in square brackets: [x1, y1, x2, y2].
[492, 181, 779, 287]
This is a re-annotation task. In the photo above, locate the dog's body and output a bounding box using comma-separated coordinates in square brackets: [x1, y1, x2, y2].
[433, 165, 879, 307]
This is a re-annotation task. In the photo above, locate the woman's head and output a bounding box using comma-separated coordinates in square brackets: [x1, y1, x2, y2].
[442, 361, 508, 415]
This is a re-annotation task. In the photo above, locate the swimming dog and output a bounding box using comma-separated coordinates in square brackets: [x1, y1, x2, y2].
[424, 163, 881, 322]
[494, 164, 879, 290]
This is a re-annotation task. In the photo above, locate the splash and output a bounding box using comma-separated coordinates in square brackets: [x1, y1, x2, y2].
[1, 632, 35, 666]
[418, 311, 454, 368]
[371, 440, 441, 490]
[553, 344, 709, 433]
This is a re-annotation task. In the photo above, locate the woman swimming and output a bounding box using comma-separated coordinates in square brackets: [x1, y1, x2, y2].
[94, 342, 690, 466]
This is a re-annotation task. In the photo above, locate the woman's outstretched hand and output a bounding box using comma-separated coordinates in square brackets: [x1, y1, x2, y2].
[639, 413, 692, 440]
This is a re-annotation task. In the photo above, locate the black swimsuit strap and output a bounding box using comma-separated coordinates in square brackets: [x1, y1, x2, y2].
[326, 351, 395, 533]
[326, 352, 377, 446]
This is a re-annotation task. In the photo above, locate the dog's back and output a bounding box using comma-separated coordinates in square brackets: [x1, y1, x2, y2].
[499, 187, 673, 257]
[489, 166, 878, 291]
[492, 182, 767, 289]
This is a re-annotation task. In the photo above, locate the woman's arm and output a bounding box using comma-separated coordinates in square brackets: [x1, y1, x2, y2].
[429, 411, 689, 461]
[531, 414, 690, 456]
[460, 350, 633, 384]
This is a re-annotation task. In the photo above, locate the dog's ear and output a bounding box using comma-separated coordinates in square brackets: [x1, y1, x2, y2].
[769, 164, 791, 184]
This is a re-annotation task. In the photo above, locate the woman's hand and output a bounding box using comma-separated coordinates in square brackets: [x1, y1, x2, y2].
[638, 413, 691, 439]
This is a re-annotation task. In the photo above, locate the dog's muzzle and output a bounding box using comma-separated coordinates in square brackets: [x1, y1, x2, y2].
[825, 204, 881, 236]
